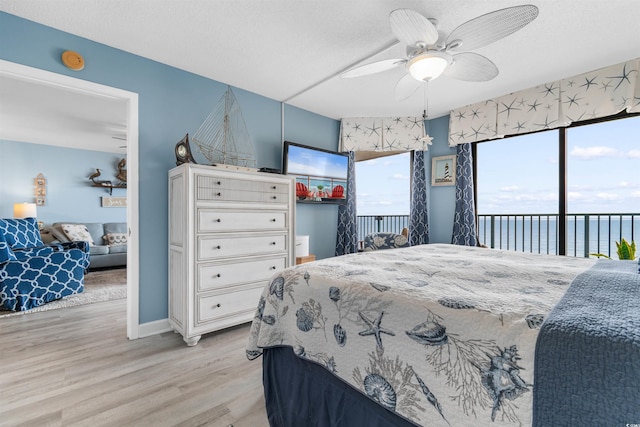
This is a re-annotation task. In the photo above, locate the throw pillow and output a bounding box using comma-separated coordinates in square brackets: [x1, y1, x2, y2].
[49, 225, 71, 243]
[0, 217, 43, 249]
[60, 224, 95, 246]
[104, 233, 127, 246]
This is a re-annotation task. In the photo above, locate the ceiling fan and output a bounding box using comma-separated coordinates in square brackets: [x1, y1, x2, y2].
[340, 5, 539, 100]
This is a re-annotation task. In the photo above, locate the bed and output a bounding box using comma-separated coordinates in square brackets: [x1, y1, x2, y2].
[246, 244, 640, 426]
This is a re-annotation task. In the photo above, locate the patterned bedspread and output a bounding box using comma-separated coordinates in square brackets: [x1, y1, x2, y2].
[246, 244, 596, 426]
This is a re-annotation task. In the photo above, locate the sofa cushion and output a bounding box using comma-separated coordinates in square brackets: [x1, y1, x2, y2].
[60, 224, 95, 246]
[52, 222, 106, 246]
[104, 222, 127, 235]
[0, 218, 43, 249]
[48, 224, 70, 243]
[109, 245, 127, 254]
[40, 228, 58, 245]
[90, 245, 110, 256]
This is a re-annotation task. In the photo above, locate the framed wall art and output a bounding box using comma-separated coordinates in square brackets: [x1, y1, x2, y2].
[431, 155, 456, 186]
[34, 173, 47, 205]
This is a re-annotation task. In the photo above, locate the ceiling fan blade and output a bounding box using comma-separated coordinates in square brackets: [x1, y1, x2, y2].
[394, 73, 422, 101]
[389, 9, 439, 48]
[445, 5, 538, 52]
[443, 52, 498, 82]
[340, 58, 406, 78]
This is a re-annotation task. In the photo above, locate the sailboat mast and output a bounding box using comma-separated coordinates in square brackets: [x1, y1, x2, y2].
[222, 89, 230, 164]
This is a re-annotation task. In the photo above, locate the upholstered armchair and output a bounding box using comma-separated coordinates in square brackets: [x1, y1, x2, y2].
[0, 218, 90, 311]
[363, 232, 410, 251]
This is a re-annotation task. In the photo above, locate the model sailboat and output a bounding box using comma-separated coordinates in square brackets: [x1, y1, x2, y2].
[192, 86, 257, 169]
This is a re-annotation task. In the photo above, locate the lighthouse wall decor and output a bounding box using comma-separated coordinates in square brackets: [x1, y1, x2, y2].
[431, 155, 456, 186]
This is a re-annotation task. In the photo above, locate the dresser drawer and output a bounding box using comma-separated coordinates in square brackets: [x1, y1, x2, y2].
[198, 233, 287, 260]
[197, 175, 289, 203]
[198, 256, 286, 291]
[196, 285, 264, 326]
[198, 189, 289, 203]
[198, 210, 286, 232]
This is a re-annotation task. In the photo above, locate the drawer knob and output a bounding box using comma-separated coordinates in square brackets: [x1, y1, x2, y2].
[270, 266, 277, 270]
[216, 192, 221, 197]
[271, 186, 276, 190]
[213, 303, 221, 309]
[215, 218, 221, 223]
[270, 241, 277, 245]
[215, 245, 221, 250]
[216, 181, 221, 185]
[271, 196, 277, 200]
[214, 273, 221, 278]
[270, 218, 276, 222]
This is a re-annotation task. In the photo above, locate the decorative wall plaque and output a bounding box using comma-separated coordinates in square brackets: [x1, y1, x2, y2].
[101, 196, 127, 207]
[34, 173, 47, 206]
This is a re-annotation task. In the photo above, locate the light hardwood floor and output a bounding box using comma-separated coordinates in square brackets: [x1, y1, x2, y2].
[0, 299, 269, 427]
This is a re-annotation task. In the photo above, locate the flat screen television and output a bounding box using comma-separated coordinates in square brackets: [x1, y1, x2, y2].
[283, 141, 349, 204]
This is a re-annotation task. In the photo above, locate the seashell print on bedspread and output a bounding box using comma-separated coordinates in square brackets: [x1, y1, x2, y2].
[246, 243, 596, 426]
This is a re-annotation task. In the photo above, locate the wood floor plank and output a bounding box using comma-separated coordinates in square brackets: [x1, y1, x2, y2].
[0, 299, 269, 426]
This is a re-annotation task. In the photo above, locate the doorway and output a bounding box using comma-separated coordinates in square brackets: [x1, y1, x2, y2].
[0, 60, 140, 338]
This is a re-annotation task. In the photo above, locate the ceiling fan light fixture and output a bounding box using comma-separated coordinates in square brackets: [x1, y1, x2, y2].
[407, 51, 451, 82]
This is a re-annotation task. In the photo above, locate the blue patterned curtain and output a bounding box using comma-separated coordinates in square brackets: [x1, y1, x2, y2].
[409, 151, 429, 246]
[451, 143, 478, 246]
[335, 151, 358, 256]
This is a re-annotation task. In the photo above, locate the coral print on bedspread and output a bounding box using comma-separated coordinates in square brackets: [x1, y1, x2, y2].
[247, 244, 596, 427]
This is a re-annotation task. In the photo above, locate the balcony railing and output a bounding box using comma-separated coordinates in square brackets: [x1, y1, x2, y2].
[357, 213, 639, 258]
[478, 213, 638, 258]
[357, 215, 409, 241]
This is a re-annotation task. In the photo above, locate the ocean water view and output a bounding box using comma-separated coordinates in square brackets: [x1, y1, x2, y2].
[356, 214, 638, 258]
[477, 214, 639, 258]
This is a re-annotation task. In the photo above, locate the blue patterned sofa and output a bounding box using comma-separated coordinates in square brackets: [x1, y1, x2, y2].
[0, 218, 90, 311]
[362, 232, 410, 251]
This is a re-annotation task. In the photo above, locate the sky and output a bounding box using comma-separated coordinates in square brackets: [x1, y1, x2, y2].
[287, 144, 348, 179]
[477, 115, 640, 214]
[356, 115, 639, 216]
[356, 152, 410, 215]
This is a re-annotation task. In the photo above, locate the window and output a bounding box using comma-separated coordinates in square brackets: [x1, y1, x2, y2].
[567, 115, 640, 213]
[355, 152, 410, 240]
[476, 131, 558, 253]
[566, 115, 640, 256]
[476, 114, 639, 257]
[477, 131, 558, 215]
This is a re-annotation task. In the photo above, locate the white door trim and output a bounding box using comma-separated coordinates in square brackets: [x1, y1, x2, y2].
[0, 59, 141, 339]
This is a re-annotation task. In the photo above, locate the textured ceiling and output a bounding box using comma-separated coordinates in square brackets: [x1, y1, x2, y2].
[1, 1, 640, 150]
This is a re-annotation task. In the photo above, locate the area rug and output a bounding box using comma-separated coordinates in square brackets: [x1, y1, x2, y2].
[0, 268, 126, 318]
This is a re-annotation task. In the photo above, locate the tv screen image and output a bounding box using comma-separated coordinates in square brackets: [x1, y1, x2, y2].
[283, 141, 348, 204]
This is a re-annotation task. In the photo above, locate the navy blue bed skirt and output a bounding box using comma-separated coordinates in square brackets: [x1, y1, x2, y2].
[262, 346, 418, 427]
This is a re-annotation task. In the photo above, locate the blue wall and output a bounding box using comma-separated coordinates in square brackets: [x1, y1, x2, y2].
[425, 115, 457, 244]
[0, 12, 340, 324]
[0, 140, 127, 223]
[283, 104, 341, 260]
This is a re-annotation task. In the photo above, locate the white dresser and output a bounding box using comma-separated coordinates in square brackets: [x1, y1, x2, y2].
[168, 164, 295, 346]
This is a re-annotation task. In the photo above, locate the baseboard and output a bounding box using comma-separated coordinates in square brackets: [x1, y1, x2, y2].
[137, 318, 171, 338]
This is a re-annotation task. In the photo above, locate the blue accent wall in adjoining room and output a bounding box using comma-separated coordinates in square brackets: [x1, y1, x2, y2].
[0, 12, 340, 325]
[0, 140, 127, 223]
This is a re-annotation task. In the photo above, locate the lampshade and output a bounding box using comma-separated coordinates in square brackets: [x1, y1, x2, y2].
[14, 202, 37, 219]
[408, 52, 451, 82]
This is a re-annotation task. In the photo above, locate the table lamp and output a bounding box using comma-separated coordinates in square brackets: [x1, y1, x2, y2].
[13, 202, 37, 219]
